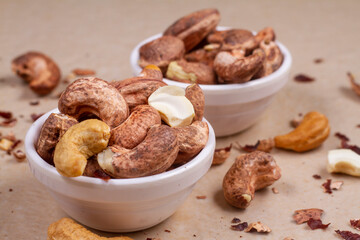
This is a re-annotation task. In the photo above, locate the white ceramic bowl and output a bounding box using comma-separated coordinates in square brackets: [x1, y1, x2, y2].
[25, 109, 215, 232]
[130, 27, 292, 137]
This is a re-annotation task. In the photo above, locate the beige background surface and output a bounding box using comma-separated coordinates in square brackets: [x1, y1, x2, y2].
[1, 0, 360, 239]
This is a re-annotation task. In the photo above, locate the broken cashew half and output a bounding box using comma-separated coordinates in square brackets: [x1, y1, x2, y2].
[223, 151, 281, 209]
[12, 51, 61, 95]
[185, 84, 205, 121]
[98, 125, 178, 178]
[327, 149, 360, 177]
[54, 119, 110, 177]
[58, 77, 129, 128]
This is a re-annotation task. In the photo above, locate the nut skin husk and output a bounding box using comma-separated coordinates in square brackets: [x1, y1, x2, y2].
[54, 119, 110, 177]
[58, 77, 129, 128]
[12, 51, 61, 95]
[109, 105, 161, 149]
[185, 84, 205, 121]
[164, 8, 220, 52]
[36, 113, 78, 164]
[139, 36, 185, 73]
[274, 111, 330, 152]
[223, 151, 281, 209]
[98, 125, 179, 178]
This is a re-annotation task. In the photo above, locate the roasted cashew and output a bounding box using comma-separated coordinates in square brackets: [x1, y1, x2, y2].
[97, 125, 178, 178]
[173, 121, 209, 165]
[185, 84, 205, 121]
[214, 49, 265, 83]
[138, 64, 163, 80]
[166, 60, 216, 84]
[36, 113, 78, 164]
[58, 77, 129, 128]
[139, 36, 185, 73]
[254, 27, 276, 45]
[109, 105, 161, 149]
[274, 111, 330, 152]
[164, 8, 220, 52]
[54, 119, 110, 177]
[12, 51, 61, 95]
[253, 40, 284, 78]
[223, 151, 281, 209]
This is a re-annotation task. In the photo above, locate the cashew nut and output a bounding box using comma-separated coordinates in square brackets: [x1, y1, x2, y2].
[185, 84, 205, 121]
[164, 8, 220, 52]
[138, 64, 163, 80]
[166, 60, 216, 84]
[253, 40, 284, 78]
[214, 49, 265, 83]
[97, 125, 178, 178]
[148, 86, 195, 127]
[223, 151, 281, 209]
[254, 27, 276, 45]
[12, 51, 61, 95]
[184, 46, 218, 68]
[173, 121, 209, 165]
[36, 113, 78, 164]
[327, 149, 360, 177]
[139, 36, 185, 73]
[274, 111, 330, 152]
[109, 105, 161, 149]
[54, 119, 110, 177]
[58, 77, 129, 128]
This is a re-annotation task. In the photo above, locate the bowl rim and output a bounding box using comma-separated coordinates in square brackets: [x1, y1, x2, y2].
[130, 26, 292, 93]
[25, 108, 216, 187]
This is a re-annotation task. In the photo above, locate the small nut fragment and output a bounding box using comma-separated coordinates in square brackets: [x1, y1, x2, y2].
[58, 77, 129, 128]
[98, 125, 178, 178]
[214, 49, 265, 83]
[47, 217, 133, 240]
[185, 84, 205, 121]
[54, 119, 110, 177]
[244, 221, 271, 233]
[348, 72, 360, 96]
[166, 60, 216, 85]
[36, 113, 78, 164]
[138, 65, 163, 80]
[164, 8, 220, 52]
[139, 36, 185, 73]
[223, 151, 281, 209]
[12, 51, 61, 95]
[327, 149, 360, 177]
[109, 105, 161, 149]
[148, 86, 195, 127]
[293, 208, 324, 224]
[275, 111, 330, 152]
[184, 47, 218, 68]
[13, 149, 26, 162]
[0, 138, 14, 151]
[173, 121, 209, 164]
[212, 144, 232, 165]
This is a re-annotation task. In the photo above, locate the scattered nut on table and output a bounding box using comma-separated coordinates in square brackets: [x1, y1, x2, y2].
[327, 149, 360, 176]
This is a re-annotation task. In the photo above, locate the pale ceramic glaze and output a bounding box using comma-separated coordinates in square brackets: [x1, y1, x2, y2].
[25, 108, 216, 232]
[130, 27, 292, 136]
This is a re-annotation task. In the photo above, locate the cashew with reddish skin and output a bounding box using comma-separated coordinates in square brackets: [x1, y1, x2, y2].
[54, 119, 110, 177]
[12, 51, 61, 95]
[109, 105, 161, 149]
[138, 64, 163, 80]
[58, 77, 129, 128]
[173, 121, 209, 165]
[253, 40, 284, 78]
[223, 151, 281, 209]
[164, 8, 220, 52]
[184, 46, 219, 68]
[36, 113, 78, 164]
[139, 36, 185, 73]
[254, 27, 276, 45]
[185, 84, 205, 121]
[98, 125, 179, 178]
[214, 49, 265, 83]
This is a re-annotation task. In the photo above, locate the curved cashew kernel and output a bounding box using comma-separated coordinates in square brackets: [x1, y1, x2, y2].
[12, 51, 61, 95]
[274, 111, 330, 152]
[47, 217, 133, 240]
[148, 86, 195, 127]
[173, 121, 209, 164]
[36, 113, 78, 164]
[185, 84, 205, 121]
[223, 151, 281, 209]
[185, 47, 218, 68]
[58, 77, 129, 128]
[327, 149, 360, 177]
[164, 8, 220, 52]
[139, 36, 185, 73]
[98, 125, 178, 178]
[166, 60, 216, 85]
[109, 105, 161, 149]
[207, 29, 257, 52]
[254, 27, 276, 45]
[54, 119, 110, 177]
[138, 64, 163, 80]
[214, 49, 265, 83]
[253, 40, 284, 78]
